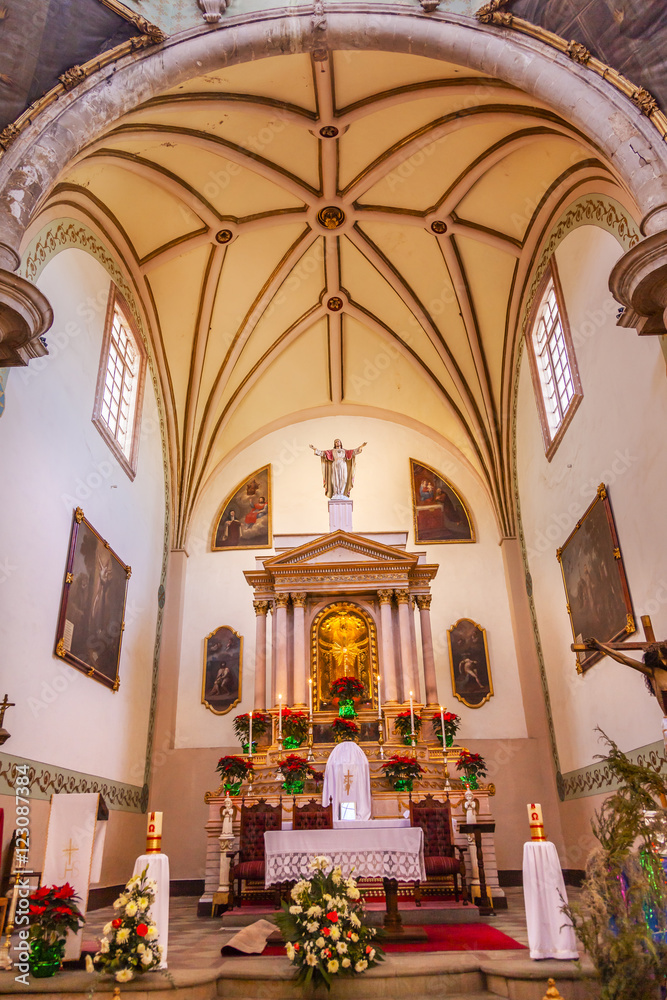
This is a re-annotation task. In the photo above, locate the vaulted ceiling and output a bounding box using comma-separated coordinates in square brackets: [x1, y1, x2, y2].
[41, 48, 631, 544]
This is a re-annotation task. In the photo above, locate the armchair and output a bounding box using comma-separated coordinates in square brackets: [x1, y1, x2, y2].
[409, 794, 467, 905]
[228, 797, 282, 909]
[292, 796, 333, 830]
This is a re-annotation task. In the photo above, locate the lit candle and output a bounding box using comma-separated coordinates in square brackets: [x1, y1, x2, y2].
[308, 678, 313, 719]
[440, 705, 445, 743]
[377, 675, 382, 719]
[249, 710, 253, 755]
[409, 691, 415, 735]
[278, 694, 282, 740]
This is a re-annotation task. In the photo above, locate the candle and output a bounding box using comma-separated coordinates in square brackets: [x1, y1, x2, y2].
[146, 811, 163, 853]
[377, 675, 382, 719]
[249, 711, 253, 755]
[308, 678, 313, 719]
[278, 694, 282, 740]
[409, 691, 415, 735]
[527, 802, 546, 842]
[440, 705, 445, 742]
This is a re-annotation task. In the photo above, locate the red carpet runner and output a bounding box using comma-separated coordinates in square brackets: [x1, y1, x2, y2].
[263, 924, 526, 954]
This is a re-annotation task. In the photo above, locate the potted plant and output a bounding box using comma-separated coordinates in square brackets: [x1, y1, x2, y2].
[381, 754, 424, 792]
[233, 711, 271, 753]
[393, 710, 422, 745]
[89, 867, 163, 982]
[275, 855, 383, 989]
[330, 676, 365, 717]
[216, 754, 252, 795]
[282, 708, 310, 749]
[28, 883, 85, 977]
[432, 711, 461, 748]
[278, 754, 324, 795]
[332, 717, 360, 743]
[456, 749, 487, 789]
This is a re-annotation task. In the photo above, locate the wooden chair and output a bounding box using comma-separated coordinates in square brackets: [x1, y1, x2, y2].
[292, 796, 333, 830]
[409, 793, 467, 906]
[228, 797, 281, 909]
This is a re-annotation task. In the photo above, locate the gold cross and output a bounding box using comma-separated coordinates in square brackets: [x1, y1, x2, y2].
[62, 839, 79, 877]
[343, 769, 354, 794]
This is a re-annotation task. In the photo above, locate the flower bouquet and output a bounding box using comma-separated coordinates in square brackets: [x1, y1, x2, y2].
[274, 855, 383, 990]
[393, 710, 422, 745]
[89, 867, 162, 982]
[216, 754, 252, 795]
[233, 711, 271, 753]
[456, 749, 487, 790]
[432, 711, 461, 748]
[330, 676, 365, 718]
[381, 754, 424, 792]
[28, 883, 85, 977]
[278, 754, 324, 794]
[332, 717, 359, 743]
[282, 708, 310, 749]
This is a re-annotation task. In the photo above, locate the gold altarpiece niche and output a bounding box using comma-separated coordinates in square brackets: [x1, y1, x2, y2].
[311, 603, 378, 712]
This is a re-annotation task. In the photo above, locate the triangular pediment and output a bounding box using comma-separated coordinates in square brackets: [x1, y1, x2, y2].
[262, 530, 417, 569]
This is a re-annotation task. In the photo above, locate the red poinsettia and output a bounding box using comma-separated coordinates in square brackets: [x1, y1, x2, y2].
[330, 676, 365, 701]
[216, 755, 252, 781]
[456, 749, 487, 779]
[28, 884, 85, 940]
[393, 710, 422, 738]
[276, 754, 323, 782]
[381, 754, 424, 782]
[53, 883, 76, 900]
[433, 711, 461, 740]
[282, 708, 309, 743]
[332, 717, 360, 740]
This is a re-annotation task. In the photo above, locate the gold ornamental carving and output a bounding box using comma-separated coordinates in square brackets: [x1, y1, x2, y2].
[377, 589, 394, 605]
[291, 592, 307, 607]
[567, 41, 591, 65]
[253, 600, 270, 616]
[275, 593, 290, 609]
[395, 590, 411, 605]
[475, 0, 513, 27]
[311, 602, 378, 711]
[632, 88, 659, 117]
[59, 66, 88, 91]
[416, 595, 432, 611]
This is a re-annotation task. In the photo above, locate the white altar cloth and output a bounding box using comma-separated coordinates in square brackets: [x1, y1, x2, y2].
[264, 827, 425, 886]
[132, 854, 170, 966]
[322, 741, 372, 821]
[522, 841, 578, 961]
[333, 818, 410, 830]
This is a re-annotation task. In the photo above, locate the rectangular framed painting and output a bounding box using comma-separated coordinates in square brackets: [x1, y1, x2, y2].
[410, 459, 475, 544]
[55, 507, 131, 690]
[557, 483, 635, 673]
[202, 626, 242, 715]
[212, 465, 271, 550]
[448, 618, 493, 708]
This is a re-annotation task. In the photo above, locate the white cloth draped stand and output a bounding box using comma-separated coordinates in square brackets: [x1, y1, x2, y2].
[321, 741, 372, 821]
[522, 841, 578, 960]
[132, 853, 170, 967]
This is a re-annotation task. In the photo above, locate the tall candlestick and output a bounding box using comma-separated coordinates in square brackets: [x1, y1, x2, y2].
[409, 691, 415, 735]
[249, 711, 253, 755]
[308, 678, 313, 719]
[377, 675, 382, 719]
[278, 694, 282, 740]
[440, 705, 445, 742]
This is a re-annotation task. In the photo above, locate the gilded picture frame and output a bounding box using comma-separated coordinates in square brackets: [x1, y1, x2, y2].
[311, 602, 378, 712]
[212, 465, 272, 551]
[410, 459, 475, 544]
[557, 483, 635, 674]
[202, 626, 243, 715]
[54, 507, 131, 691]
[448, 618, 493, 709]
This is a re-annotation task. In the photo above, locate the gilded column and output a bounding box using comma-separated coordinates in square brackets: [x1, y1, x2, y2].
[395, 589, 415, 704]
[416, 595, 438, 707]
[274, 593, 290, 705]
[291, 592, 308, 708]
[378, 589, 398, 703]
[253, 600, 270, 710]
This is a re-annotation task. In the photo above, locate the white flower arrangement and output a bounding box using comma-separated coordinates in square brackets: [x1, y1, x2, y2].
[275, 856, 383, 989]
[89, 867, 163, 983]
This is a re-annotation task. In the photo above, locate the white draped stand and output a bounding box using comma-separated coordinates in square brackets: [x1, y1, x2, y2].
[322, 741, 372, 821]
[133, 854, 170, 967]
[522, 841, 578, 961]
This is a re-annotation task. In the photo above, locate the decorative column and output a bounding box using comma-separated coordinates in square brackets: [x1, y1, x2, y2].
[378, 590, 398, 703]
[291, 593, 308, 708]
[274, 593, 290, 705]
[416, 595, 438, 707]
[395, 590, 415, 704]
[253, 601, 269, 710]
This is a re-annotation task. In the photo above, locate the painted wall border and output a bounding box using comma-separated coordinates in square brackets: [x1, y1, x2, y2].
[0, 752, 143, 812]
[560, 739, 667, 800]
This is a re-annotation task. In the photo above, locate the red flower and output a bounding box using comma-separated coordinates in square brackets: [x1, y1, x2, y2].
[136, 923, 148, 937]
[326, 911, 338, 923]
[29, 904, 47, 916]
[347, 930, 352, 938]
[294, 942, 300, 950]
[54, 906, 73, 915]
[112, 918, 122, 928]
[322, 927, 330, 936]
[366, 945, 372, 954]
[54, 884, 76, 900]
[33, 885, 51, 901]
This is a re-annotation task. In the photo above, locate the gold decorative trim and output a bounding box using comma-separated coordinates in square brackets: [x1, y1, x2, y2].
[475, 0, 513, 28]
[310, 601, 379, 712]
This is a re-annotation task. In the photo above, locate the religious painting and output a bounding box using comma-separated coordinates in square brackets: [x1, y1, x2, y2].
[410, 459, 475, 544]
[557, 484, 635, 674]
[54, 508, 131, 690]
[448, 618, 493, 709]
[202, 626, 242, 715]
[312, 603, 378, 712]
[212, 465, 271, 550]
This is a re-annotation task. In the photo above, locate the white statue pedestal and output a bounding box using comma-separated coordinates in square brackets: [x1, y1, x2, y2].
[329, 498, 353, 531]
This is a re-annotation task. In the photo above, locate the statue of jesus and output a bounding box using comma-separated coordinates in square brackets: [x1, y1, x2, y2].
[309, 438, 367, 498]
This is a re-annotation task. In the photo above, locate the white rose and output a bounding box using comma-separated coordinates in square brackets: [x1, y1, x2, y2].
[100, 939, 110, 954]
[116, 928, 130, 944]
[145, 926, 158, 941]
[316, 937, 325, 948]
[289, 905, 302, 915]
[286, 943, 295, 960]
[306, 921, 319, 933]
[327, 959, 339, 973]
[306, 953, 318, 966]
[368, 948, 376, 961]
[342, 957, 351, 968]
[141, 952, 153, 966]
[125, 901, 138, 917]
[136, 943, 145, 953]
[115, 969, 134, 982]
[350, 933, 359, 943]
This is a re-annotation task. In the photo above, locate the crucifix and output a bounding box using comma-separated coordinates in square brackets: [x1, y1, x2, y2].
[0, 694, 14, 746]
[343, 769, 354, 795]
[572, 614, 667, 747]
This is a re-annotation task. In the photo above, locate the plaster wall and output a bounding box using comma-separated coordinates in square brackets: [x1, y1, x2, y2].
[0, 247, 165, 787]
[516, 223, 667, 776]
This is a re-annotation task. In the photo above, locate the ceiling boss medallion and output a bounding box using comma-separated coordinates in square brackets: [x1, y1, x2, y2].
[431, 220, 448, 234]
[319, 126, 339, 138]
[215, 229, 233, 244]
[327, 297, 344, 311]
[317, 206, 346, 230]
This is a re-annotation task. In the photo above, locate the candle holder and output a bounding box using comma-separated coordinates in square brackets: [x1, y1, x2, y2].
[377, 713, 385, 759]
[306, 720, 314, 762]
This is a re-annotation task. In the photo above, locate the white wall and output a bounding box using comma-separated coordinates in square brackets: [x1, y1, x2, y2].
[176, 415, 528, 749]
[516, 225, 667, 774]
[0, 248, 165, 786]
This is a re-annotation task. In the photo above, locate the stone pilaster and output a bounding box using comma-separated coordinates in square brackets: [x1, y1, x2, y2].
[274, 593, 290, 705]
[291, 592, 307, 707]
[252, 600, 269, 710]
[377, 590, 398, 703]
[416, 595, 438, 707]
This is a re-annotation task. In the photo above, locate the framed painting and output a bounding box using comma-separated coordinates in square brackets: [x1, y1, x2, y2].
[212, 465, 272, 550]
[557, 484, 635, 673]
[448, 618, 493, 709]
[410, 459, 475, 544]
[54, 507, 131, 690]
[202, 626, 242, 715]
